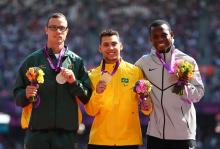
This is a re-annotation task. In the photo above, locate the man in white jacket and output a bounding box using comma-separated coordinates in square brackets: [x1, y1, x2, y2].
[135, 19, 204, 149]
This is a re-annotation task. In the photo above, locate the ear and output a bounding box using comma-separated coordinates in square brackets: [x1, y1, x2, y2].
[149, 36, 153, 43]
[170, 31, 174, 38]
[120, 43, 123, 51]
[66, 28, 69, 35]
[98, 45, 102, 53]
[45, 26, 48, 35]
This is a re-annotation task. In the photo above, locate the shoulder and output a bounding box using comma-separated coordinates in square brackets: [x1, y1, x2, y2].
[26, 49, 44, 59]
[19, 49, 44, 71]
[19, 48, 44, 67]
[88, 66, 101, 78]
[66, 49, 82, 61]
[121, 60, 143, 76]
[175, 49, 197, 64]
[123, 60, 140, 71]
[88, 66, 101, 86]
[135, 54, 151, 67]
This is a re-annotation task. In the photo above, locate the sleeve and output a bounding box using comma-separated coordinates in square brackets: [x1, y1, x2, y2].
[84, 71, 104, 116]
[182, 59, 205, 103]
[84, 91, 103, 116]
[13, 62, 32, 107]
[67, 59, 92, 104]
[135, 57, 143, 69]
[137, 66, 144, 80]
[135, 56, 149, 79]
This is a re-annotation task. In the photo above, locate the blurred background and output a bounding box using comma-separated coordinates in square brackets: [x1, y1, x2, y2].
[0, 0, 220, 148]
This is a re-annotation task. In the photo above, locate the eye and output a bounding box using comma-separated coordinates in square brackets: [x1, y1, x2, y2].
[102, 43, 109, 47]
[47, 25, 68, 32]
[57, 26, 67, 31]
[111, 42, 117, 46]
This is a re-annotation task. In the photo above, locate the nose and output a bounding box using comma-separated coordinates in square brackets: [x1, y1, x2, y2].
[108, 44, 115, 50]
[56, 29, 63, 33]
[109, 46, 114, 50]
[158, 36, 164, 42]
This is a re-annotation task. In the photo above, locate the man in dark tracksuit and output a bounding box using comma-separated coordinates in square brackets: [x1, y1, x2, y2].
[13, 12, 91, 149]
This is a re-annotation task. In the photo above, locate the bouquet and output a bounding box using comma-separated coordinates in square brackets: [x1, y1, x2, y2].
[26, 67, 45, 102]
[133, 79, 152, 110]
[172, 60, 194, 95]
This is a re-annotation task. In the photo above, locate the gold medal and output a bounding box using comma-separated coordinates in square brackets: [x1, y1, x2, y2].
[100, 72, 112, 83]
[100, 59, 120, 84]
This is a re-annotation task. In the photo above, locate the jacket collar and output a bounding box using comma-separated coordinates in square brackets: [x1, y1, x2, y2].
[99, 58, 124, 71]
[47, 45, 69, 57]
[151, 45, 176, 62]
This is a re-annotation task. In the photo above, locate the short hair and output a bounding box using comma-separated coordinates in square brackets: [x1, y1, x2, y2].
[148, 19, 172, 35]
[99, 29, 120, 44]
[46, 12, 68, 26]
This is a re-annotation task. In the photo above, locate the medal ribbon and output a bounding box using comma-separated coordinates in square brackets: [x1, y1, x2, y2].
[44, 45, 65, 72]
[101, 59, 120, 75]
[156, 50, 176, 74]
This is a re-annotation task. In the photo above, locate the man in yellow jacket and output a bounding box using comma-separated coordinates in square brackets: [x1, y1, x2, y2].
[85, 29, 152, 149]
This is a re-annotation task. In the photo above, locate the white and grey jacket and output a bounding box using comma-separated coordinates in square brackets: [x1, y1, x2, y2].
[135, 45, 204, 140]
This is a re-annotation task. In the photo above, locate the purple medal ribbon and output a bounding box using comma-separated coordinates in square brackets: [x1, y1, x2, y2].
[44, 45, 65, 72]
[101, 59, 120, 76]
[32, 46, 65, 108]
[156, 50, 176, 74]
[156, 50, 192, 103]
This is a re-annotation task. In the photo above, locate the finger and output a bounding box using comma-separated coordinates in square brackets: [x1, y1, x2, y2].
[98, 81, 107, 88]
[97, 83, 106, 90]
[99, 80, 106, 84]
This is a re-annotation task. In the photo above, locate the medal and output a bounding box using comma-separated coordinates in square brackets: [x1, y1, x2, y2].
[101, 72, 112, 83]
[44, 46, 65, 72]
[56, 73, 66, 84]
[100, 59, 120, 83]
[44, 45, 66, 84]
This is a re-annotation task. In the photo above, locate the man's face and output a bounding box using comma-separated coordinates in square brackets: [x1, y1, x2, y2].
[99, 35, 123, 63]
[150, 24, 173, 52]
[45, 17, 68, 45]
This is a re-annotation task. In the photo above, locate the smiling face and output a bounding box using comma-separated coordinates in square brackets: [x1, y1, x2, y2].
[99, 35, 123, 64]
[150, 24, 174, 52]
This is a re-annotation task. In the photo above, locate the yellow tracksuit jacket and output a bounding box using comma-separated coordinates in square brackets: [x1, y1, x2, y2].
[85, 59, 152, 146]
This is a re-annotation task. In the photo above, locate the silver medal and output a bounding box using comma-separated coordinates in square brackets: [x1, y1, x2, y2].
[56, 73, 66, 84]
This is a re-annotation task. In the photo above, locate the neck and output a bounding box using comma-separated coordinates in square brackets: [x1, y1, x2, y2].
[158, 46, 171, 54]
[104, 58, 120, 64]
[47, 43, 65, 54]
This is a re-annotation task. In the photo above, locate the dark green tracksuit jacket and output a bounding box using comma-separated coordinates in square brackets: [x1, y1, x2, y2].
[13, 47, 92, 131]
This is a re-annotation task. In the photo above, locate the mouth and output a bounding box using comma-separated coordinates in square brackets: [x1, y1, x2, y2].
[156, 43, 167, 50]
[106, 52, 118, 59]
[158, 43, 165, 47]
[108, 52, 116, 55]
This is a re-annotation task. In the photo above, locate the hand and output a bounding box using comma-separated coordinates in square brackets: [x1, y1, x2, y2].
[141, 97, 152, 111]
[60, 67, 76, 84]
[96, 80, 107, 94]
[26, 85, 38, 100]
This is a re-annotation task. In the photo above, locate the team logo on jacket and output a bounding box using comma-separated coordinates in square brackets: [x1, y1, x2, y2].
[121, 77, 129, 86]
[68, 64, 74, 69]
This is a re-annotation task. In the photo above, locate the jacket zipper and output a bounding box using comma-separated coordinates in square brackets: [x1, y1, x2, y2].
[181, 107, 190, 129]
[55, 82, 57, 128]
[161, 53, 166, 139]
